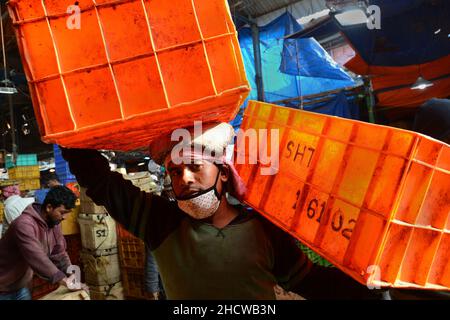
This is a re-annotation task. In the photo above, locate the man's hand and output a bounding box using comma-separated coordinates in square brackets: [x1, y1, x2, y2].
[59, 273, 81, 291]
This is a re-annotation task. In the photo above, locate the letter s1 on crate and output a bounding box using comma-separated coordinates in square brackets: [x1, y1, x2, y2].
[237, 100, 450, 292]
[78, 213, 117, 252]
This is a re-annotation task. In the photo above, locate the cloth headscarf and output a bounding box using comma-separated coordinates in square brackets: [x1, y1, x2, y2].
[149, 122, 247, 202]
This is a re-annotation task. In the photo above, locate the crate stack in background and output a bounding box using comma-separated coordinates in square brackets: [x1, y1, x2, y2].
[123, 172, 159, 193]
[116, 224, 149, 300]
[78, 187, 123, 300]
[6, 154, 40, 191]
[53, 145, 76, 185]
[117, 172, 156, 300]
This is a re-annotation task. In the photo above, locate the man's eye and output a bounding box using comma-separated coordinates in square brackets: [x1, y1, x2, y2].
[170, 169, 181, 177]
[190, 164, 202, 171]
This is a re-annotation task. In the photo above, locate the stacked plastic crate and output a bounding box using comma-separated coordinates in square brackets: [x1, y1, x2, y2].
[116, 224, 149, 300]
[53, 145, 76, 185]
[123, 172, 158, 193]
[6, 154, 40, 191]
[78, 187, 123, 300]
[117, 172, 155, 300]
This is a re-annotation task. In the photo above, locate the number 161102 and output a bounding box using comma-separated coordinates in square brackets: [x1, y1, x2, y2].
[293, 191, 356, 241]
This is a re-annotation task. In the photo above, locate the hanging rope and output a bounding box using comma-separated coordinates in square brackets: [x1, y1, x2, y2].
[0, 4, 8, 83]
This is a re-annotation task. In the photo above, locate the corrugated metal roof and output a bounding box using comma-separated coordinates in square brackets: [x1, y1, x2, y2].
[228, 0, 327, 19]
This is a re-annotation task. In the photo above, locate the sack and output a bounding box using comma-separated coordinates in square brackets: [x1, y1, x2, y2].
[39, 286, 90, 300]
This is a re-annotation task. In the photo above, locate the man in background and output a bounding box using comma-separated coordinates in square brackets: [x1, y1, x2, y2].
[45, 174, 62, 188]
[0, 186, 86, 300]
[1, 184, 35, 237]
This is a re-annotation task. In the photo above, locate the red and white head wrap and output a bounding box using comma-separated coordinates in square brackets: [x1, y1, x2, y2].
[149, 122, 247, 202]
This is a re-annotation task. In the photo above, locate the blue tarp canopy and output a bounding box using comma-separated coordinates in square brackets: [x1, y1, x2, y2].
[231, 12, 356, 129]
[283, 92, 360, 120]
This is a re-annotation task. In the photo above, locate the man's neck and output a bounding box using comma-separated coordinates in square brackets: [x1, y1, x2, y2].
[208, 197, 240, 229]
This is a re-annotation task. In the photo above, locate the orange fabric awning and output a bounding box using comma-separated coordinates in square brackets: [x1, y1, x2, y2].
[345, 54, 450, 107]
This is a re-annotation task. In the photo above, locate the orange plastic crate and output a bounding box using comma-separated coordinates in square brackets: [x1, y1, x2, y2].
[121, 267, 152, 300]
[116, 224, 146, 269]
[118, 237, 146, 269]
[236, 101, 450, 291]
[8, 0, 249, 151]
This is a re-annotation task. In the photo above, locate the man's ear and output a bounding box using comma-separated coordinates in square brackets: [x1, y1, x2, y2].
[219, 164, 230, 183]
[45, 204, 53, 213]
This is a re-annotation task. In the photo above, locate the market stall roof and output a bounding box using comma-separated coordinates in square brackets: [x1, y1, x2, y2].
[284, 15, 339, 42]
[229, 0, 327, 24]
[287, 0, 450, 66]
[286, 0, 450, 112]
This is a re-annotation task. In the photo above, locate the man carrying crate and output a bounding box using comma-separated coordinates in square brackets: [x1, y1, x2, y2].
[61, 122, 380, 300]
[0, 186, 86, 300]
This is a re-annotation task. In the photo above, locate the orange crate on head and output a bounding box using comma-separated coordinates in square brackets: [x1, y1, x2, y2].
[236, 100, 450, 291]
[8, 0, 249, 151]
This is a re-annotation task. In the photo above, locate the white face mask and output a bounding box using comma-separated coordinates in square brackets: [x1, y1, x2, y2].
[177, 188, 221, 219]
[175, 172, 221, 219]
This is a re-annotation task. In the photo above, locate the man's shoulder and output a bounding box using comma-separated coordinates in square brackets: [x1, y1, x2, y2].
[10, 211, 38, 232]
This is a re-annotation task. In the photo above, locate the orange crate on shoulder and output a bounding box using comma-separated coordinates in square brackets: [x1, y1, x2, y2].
[236, 100, 450, 291]
[0, 202, 4, 223]
[8, 0, 249, 151]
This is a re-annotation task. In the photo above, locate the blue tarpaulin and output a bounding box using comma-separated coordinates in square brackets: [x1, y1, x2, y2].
[298, 92, 360, 120]
[280, 15, 354, 81]
[231, 13, 356, 129]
